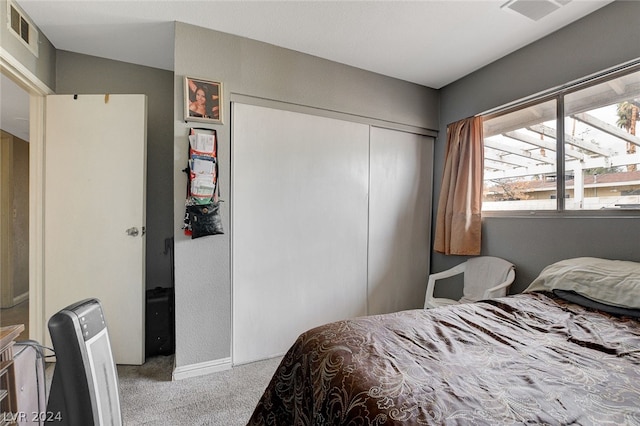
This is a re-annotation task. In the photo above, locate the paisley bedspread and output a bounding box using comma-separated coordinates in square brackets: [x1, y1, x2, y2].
[247, 292, 640, 425]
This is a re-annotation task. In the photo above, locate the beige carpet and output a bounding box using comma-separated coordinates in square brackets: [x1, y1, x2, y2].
[117, 355, 281, 426]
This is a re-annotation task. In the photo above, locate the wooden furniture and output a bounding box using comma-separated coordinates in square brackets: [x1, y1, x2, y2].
[0, 324, 24, 426]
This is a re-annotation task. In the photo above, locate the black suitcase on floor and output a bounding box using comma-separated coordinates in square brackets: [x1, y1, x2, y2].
[145, 287, 174, 357]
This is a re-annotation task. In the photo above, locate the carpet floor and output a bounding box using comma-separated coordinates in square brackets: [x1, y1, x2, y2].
[117, 355, 281, 426]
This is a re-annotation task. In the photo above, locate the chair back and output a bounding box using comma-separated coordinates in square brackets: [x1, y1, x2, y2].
[460, 256, 515, 303]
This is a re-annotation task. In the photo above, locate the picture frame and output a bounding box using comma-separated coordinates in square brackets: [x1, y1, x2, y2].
[184, 77, 223, 124]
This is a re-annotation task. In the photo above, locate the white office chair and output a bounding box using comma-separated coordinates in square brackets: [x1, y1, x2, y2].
[424, 256, 515, 309]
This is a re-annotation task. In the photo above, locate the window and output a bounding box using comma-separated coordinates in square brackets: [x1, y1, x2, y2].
[482, 65, 640, 212]
[483, 99, 557, 211]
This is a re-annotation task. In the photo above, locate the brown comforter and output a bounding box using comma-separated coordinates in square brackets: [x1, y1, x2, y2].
[247, 292, 640, 425]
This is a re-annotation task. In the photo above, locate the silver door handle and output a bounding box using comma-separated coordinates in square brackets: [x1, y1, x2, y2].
[126, 227, 139, 237]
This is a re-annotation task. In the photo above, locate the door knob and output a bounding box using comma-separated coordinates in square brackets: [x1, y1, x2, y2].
[126, 227, 139, 237]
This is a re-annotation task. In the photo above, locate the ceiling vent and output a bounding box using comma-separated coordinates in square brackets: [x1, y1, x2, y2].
[6, 0, 39, 57]
[501, 0, 571, 21]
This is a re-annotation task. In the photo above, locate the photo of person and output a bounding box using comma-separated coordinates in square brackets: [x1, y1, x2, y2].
[185, 77, 223, 124]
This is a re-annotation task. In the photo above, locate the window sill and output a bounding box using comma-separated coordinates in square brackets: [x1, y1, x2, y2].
[481, 209, 640, 218]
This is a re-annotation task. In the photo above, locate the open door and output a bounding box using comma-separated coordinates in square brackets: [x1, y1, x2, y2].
[43, 94, 147, 365]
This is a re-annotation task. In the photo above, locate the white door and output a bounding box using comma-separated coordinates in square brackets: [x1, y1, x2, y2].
[232, 103, 370, 365]
[368, 127, 434, 315]
[44, 94, 147, 365]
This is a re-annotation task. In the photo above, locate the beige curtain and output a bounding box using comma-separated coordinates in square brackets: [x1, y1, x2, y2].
[434, 116, 484, 255]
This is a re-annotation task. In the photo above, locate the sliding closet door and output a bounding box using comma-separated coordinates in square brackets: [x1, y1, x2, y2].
[368, 127, 434, 315]
[232, 103, 369, 365]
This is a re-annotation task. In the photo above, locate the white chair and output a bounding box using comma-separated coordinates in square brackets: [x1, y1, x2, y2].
[424, 256, 515, 309]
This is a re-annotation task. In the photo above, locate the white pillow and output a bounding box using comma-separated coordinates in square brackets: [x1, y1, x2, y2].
[525, 257, 640, 309]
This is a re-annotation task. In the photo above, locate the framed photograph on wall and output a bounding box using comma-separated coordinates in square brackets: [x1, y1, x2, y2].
[184, 77, 223, 124]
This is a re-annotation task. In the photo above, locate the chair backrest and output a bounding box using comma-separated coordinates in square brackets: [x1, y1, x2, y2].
[460, 256, 515, 303]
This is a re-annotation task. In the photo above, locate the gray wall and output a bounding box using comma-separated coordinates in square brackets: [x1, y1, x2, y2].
[13, 0, 637, 370]
[172, 22, 439, 367]
[0, 0, 55, 90]
[55, 51, 175, 291]
[433, 0, 640, 299]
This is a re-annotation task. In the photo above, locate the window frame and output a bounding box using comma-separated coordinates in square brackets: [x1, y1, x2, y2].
[480, 60, 640, 217]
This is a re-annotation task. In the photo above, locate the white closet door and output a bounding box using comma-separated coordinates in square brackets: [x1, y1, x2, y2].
[368, 127, 434, 315]
[232, 103, 369, 365]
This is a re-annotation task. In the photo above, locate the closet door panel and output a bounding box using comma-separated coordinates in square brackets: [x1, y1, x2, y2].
[232, 103, 369, 365]
[368, 127, 434, 315]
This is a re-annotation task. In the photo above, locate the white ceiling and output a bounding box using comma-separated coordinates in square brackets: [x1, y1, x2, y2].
[2, 0, 613, 141]
[16, 0, 612, 89]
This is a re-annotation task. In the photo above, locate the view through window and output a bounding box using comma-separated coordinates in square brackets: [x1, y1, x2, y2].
[482, 67, 640, 212]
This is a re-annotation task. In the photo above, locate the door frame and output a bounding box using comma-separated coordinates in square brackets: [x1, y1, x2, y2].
[1, 49, 53, 344]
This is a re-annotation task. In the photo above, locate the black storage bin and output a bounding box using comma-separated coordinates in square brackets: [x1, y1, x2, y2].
[145, 287, 175, 357]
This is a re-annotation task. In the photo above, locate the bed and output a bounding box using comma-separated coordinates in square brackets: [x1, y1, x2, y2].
[247, 257, 640, 425]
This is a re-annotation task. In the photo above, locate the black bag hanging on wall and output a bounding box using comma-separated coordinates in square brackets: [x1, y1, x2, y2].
[187, 199, 224, 238]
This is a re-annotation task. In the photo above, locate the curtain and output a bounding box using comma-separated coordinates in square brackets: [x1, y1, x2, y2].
[434, 116, 484, 255]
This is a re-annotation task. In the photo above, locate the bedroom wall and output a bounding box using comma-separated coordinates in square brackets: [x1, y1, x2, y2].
[0, 130, 29, 307]
[55, 51, 175, 292]
[172, 22, 439, 369]
[433, 0, 640, 298]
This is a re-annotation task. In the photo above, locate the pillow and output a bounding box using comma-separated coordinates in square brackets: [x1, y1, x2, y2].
[525, 257, 640, 309]
[552, 289, 640, 318]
